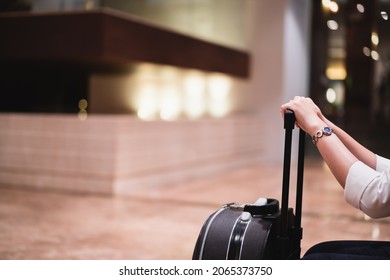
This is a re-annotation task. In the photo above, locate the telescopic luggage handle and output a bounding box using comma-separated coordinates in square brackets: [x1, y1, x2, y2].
[280, 109, 306, 258]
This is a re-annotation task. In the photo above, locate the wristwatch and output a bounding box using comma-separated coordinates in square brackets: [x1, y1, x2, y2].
[312, 127, 335, 145]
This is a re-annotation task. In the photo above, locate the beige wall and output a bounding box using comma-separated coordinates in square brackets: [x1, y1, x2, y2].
[103, 0, 247, 51]
[246, 0, 312, 162]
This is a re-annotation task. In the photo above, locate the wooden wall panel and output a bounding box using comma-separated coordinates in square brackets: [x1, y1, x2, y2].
[0, 9, 250, 77]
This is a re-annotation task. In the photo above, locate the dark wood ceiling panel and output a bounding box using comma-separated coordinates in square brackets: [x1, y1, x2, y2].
[0, 9, 250, 78]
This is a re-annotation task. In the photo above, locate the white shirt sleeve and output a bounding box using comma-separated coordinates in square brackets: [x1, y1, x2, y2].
[344, 155, 390, 219]
[376, 155, 390, 172]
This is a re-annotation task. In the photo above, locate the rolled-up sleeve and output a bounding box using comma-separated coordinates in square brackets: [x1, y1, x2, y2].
[344, 155, 390, 219]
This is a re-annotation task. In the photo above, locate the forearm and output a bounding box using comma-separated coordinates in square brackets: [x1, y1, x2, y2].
[321, 117, 376, 170]
[307, 120, 358, 188]
[316, 133, 359, 188]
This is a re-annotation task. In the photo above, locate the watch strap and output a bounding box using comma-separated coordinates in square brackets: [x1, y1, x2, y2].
[312, 127, 335, 145]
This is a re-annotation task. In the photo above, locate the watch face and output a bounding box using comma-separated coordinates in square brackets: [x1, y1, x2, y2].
[323, 127, 332, 135]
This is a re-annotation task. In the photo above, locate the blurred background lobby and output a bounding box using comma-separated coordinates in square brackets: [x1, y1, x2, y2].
[1, 0, 390, 259]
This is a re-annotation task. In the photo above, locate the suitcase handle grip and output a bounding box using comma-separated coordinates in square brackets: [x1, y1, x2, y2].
[284, 109, 295, 129]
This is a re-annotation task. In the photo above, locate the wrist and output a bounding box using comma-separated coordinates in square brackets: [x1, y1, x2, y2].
[307, 121, 328, 137]
[311, 126, 336, 145]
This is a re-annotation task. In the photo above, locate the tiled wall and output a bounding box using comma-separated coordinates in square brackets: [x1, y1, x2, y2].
[0, 114, 264, 195]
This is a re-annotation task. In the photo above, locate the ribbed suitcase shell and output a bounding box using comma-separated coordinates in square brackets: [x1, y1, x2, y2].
[192, 205, 278, 260]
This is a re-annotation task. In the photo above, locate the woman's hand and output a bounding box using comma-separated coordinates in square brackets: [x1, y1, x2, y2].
[280, 96, 327, 136]
[281, 96, 357, 187]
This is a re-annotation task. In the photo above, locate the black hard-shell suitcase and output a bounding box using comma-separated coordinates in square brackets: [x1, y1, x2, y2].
[192, 110, 305, 260]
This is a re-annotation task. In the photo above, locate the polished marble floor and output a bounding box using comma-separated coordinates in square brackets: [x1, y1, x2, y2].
[1, 157, 390, 260]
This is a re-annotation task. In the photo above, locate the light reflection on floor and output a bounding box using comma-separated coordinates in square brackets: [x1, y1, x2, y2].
[0, 158, 389, 259]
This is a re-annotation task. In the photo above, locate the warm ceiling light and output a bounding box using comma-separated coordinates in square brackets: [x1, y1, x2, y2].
[327, 20, 338, 30]
[381, 11, 388, 20]
[357, 4, 365, 13]
[326, 88, 337, 104]
[326, 66, 347, 80]
[371, 50, 379, 61]
[371, 32, 379, 46]
[363, 46, 371, 57]
[329, 1, 339, 13]
[322, 0, 331, 9]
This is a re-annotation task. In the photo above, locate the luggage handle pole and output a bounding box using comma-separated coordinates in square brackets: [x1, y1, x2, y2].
[280, 110, 295, 241]
[294, 128, 306, 230]
[281, 110, 306, 259]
